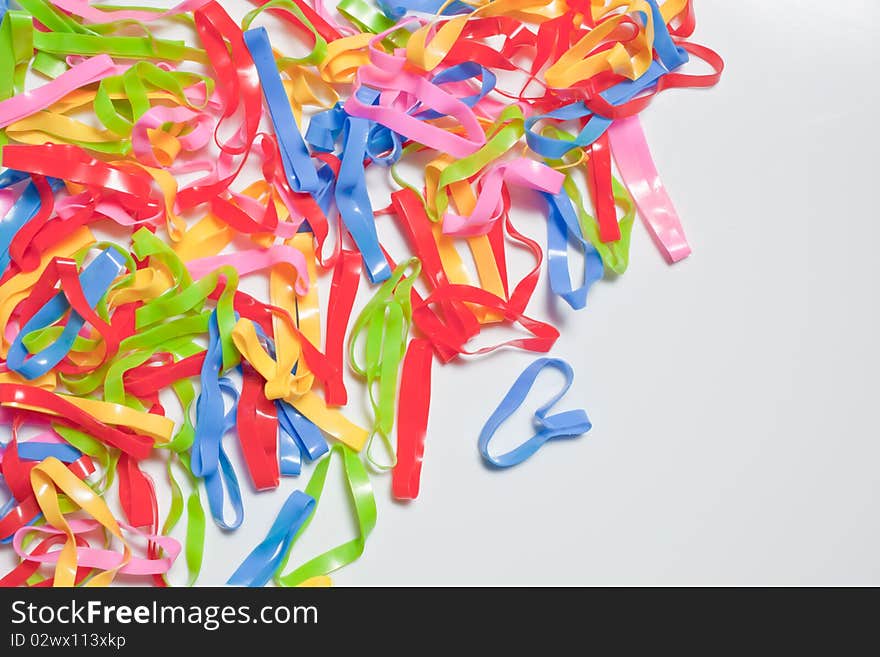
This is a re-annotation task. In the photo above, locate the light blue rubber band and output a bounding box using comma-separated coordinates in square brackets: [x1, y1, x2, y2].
[479, 358, 592, 468]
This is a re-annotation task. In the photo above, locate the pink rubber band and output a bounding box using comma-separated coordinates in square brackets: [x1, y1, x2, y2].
[607, 115, 691, 263]
[442, 158, 563, 236]
[187, 244, 310, 295]
[0, 55, 120, 130]
[310, 0, 359, 36]
[345, 25, 486, 159]
[13, 519, 181, 576]
[347, 69, 486, 158]
[56, 193, 159, 229]
[64, 55, 130, 76]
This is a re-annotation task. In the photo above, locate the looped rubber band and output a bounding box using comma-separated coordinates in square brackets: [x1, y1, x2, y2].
[478, 358, 592, 468]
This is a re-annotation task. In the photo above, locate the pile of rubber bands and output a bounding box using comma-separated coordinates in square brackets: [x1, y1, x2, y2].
[0, 0, 722, 587]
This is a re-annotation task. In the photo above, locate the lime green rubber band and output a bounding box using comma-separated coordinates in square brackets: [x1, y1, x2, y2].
[0, 11, 35, 101]
[32, 31, 206, 63]
[337, 0, 410, 49]
[31, 51, 68, 79]
[18, 0, 96, 35]
[242, 0, 328, 67]
[349, 258, 420, 469]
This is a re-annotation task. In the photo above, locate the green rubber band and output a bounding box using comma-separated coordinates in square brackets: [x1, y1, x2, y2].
[95, 63, 214, 137]
[348, 258, 420, 470]
[538, 126, 635, 275]
[0, 11, 34, 101]
[53, 425, 119, 497]
[17, 0, 96, 35]
[337, 0, 410, 49]
[428, 105, 526, 221]
[274, 444, 377, 587]
[32, 31, 206, 63]
[31, 51, 68, 79]
[242, 0, 328, 67]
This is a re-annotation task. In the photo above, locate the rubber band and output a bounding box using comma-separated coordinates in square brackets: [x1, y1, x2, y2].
[544, 190, 605, 310]
[28, 456, 131, 587]
[307, 97, 392, 283]
[13, 518, 180, 577]
[607, 114, 690, 262]
[238, 360, 282, 490]
[0, 55, 118, 130]
[348, 258, 419, 469]
[273, 444, 375, 587]
[245, 26, 321, 195]
[479, 358, 591, 468]
[7, 247, 125, 379]
[391, 337, 432, 500]
[192, 311, 244, 530]
[227, 489, 315, 587]
[49, 0, 212, 24]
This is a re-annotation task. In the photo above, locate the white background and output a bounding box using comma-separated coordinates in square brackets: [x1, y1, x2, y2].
[7, 0, 880, 586]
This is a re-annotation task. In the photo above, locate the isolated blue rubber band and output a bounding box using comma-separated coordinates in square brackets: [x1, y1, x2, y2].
[479, 358, 592, 468]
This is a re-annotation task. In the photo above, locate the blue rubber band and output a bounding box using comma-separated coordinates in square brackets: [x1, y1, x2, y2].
[544, 191, 604, 310]
[15, 441, 81, 463]
[335, 100, 391, 283]
[277, 400, 329, 462]
[305, 104, 346, 153]
[306, 96, 393, 283]
[642, 0, 689, 71]
[312, 158, 338, 219]
[308, 101, 402, 164]
[365, 121, 403, 165]
[0, 169, 30, 189]
[192, 311, 244, 530]
[377, 0, 472, 19]
[252, 324, 329, 471]
[7, 247, 126, 380]
[478, 358, 592, 468]
[418, 63, 496, 120]
[277, 422, 302, 476]
[227, 489, 315, 587]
